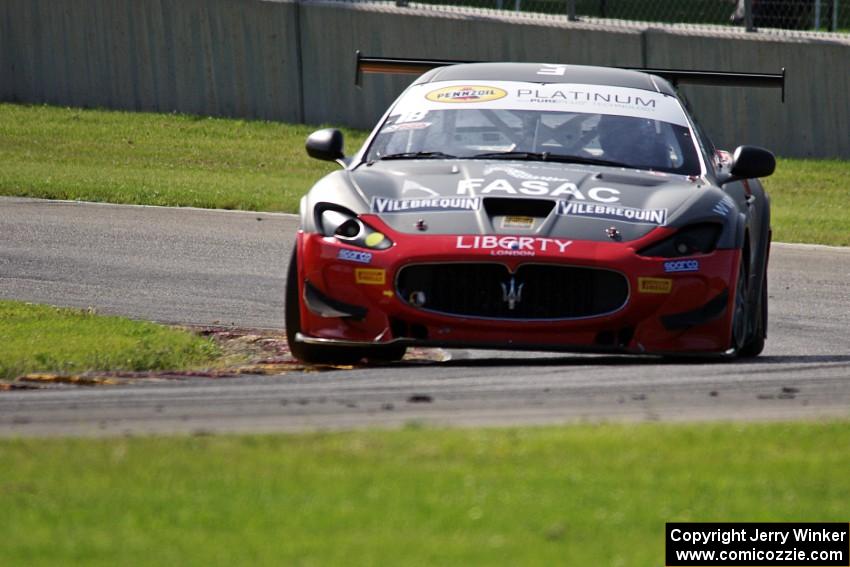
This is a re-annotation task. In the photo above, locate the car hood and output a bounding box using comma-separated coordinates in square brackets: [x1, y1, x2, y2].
[345, 160, 725, 242]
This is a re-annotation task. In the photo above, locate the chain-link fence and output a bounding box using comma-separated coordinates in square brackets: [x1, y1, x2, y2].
[384, 0, 847, 32]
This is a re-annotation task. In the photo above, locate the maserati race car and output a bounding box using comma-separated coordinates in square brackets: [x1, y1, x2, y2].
[286, 55, 783, 364]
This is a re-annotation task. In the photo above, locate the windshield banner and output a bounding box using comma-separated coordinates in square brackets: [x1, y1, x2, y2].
[391, 80, 689, 126]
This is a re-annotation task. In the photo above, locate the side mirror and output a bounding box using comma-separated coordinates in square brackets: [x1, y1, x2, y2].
[720, 145, 776, 184]
[306, 128, 345, 163]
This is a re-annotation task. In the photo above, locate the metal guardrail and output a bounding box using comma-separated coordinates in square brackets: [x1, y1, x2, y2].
[385, 0, 846, 32]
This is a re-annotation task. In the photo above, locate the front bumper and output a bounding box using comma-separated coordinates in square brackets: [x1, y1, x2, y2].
[294, 215, 740, 355]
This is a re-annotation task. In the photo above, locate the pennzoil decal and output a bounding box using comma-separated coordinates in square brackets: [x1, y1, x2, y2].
[638, 277, 672, 294]
[355, 268, 386, 285]
[426, 85, 507, 103]
[371, 197, 480, 214]
[558, 201, 667, 225]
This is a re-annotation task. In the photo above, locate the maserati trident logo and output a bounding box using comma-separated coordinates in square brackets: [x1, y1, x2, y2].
[500, 277, 524, 310]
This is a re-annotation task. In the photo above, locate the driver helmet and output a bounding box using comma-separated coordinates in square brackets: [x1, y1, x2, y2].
[597, 114, 669, 168]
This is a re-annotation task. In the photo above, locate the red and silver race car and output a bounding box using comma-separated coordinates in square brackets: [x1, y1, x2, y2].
[286, 55, 783, 364]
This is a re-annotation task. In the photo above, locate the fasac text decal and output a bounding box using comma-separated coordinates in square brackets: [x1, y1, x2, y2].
[457, 178, 621, 202]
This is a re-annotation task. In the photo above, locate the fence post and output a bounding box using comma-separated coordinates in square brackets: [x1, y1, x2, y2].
[832, 0, 839, 30]
[567, 0, 577, 21]
[814, 0, 822, 30]
[744, 0, 755, 31]
[515, 0, 521, 11]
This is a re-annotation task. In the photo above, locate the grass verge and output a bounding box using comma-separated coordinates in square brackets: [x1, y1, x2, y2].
[0, 103, 367, 212]
[762, 158, 850, 246]
[1, 421, 848, 565]
[0, 301, 219, 379]
[0, 103, 847, 245]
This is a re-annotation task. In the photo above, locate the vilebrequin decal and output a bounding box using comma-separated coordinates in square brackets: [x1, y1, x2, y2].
[558, 201, 668, 225]
[371, 196, 481, 214]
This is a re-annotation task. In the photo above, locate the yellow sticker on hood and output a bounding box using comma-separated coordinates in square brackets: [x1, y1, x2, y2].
[425, 85, 507, 103]
[638, 277, 673, 294]
[355, 268, 386, 285]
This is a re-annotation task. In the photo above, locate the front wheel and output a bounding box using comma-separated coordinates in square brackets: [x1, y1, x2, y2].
[731, 250, 767, 358]
[285, 246, 407, 365]
[737, 266, 767, 358]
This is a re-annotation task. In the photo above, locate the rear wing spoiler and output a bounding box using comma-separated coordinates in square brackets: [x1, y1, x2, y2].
[355, 51, 785, 102]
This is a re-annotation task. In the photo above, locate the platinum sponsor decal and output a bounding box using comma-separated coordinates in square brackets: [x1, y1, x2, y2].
[337, 249, 373, 264]
[371, 197, 480, 214]
[516, 87, 657, 109]
[455, 235, 573, 257]
[390, 81, 690, 127]
[457, 178, 620, 202]
[557, 201, 668, 225]
[664, 259, 700, 273]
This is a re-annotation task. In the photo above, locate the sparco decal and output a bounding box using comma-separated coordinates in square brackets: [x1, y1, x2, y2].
[664, 259, 700, 273]
[371, 197, 480, 214]
[558, 201, 668, 225]
[425, 85, 507, 103]
[337, 249, 372, 264]
[457, 178, 621, 202]
[455, 236, 572, 256]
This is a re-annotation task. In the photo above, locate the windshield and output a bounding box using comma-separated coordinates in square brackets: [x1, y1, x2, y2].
[364, 82, 702, 175]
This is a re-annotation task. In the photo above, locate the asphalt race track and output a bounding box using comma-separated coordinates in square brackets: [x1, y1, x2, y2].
[1, 197, 849, 436]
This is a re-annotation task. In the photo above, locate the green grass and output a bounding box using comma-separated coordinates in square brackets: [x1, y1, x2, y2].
[1, 421, 848, 565]
[0, 301, 219, 379]
[0, 103, 367, 212]
[763, 158, 850, 246]
[0, 103, 847, 245]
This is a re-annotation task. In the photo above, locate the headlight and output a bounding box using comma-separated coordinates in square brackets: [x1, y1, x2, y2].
[638, 222, 722, 258]
[319, 208, 392, 250]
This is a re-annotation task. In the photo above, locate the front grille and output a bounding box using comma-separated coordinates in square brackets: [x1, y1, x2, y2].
[396, 263, 628, 319]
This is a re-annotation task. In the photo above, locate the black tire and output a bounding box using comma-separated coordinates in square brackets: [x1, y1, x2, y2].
[285, 246, 407, 364]
[738, 265, 767, 358]
[285, 247, 366, 365]
[731, 249, 766, 358]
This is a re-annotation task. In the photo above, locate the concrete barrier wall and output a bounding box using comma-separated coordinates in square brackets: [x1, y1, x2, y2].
[2, 0, 849, 157]
[0, 0, 303, 121]
[644, 29, 850, 158]
[298, 3, 644, 129]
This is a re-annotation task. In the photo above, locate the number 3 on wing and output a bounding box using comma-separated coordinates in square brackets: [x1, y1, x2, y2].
[537, 64, 567, 76]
